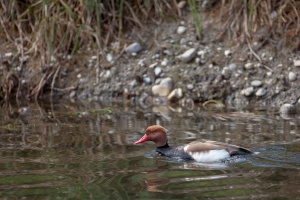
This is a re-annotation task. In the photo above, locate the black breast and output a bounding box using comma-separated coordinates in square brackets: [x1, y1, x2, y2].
[156, 144, 193, 160]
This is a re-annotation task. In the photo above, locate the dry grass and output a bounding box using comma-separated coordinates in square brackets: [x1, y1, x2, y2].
[0, 0, 299, 100]
[217, 0, 300, 53]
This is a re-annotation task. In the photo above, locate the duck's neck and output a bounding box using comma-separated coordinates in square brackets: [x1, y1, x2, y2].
[157, 142, 170, 148]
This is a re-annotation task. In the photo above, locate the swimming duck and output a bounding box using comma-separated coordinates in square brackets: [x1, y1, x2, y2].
[134, 125, 255, 162]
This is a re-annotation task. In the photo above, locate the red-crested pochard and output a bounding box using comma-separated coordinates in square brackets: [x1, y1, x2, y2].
[134, 125, 256, 162]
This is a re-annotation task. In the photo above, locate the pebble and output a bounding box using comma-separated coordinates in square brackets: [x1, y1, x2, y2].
[169, 39, 175, 44]
[266, 71, 272, 77]
[149, 62, 158, 68]
[197, 50, 206, 59]
[77, 73, 82, 79]
[244, 62, 254, 69]
[106, 53, 113, 62]
[154, 67, 162, 76]
[143, 77, 152, 84]
[179, 38, 187, 45]
[69, 90, 76, 98]
[99, 70, 111, 78]
[168, 88, 183, 102]
[161, 59, 168, 66]
[288, 71, 297, 81]
[251, 80, 262, 87]
[255, 88, 267, 97]
[177, 1, 186, 9]
[91, 55, 97, 60]
[177, 26, 187, 35]
[293, 60, 300, 67]
[138, 59, 145, 67]
[221, 67, 229, 75]
[125, 42, 142, 53]
[163, 50, 172, 55]
[242, 87, 254, 96]
[50, 56, 56, 62]
[224, 50, 232, 57]
[152, 54, 160, 59]
[186, 84, 194, 90]
[228, 63, 237, 70]
[177, 48, 197, 63]
[5, 52, 13, 57]
[129, 80, 137, 87]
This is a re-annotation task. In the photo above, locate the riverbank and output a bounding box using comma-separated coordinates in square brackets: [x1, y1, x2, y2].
[1, 1, 300, 109]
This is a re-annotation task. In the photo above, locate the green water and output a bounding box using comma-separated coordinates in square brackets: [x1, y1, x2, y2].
[0, 101, 300, 199]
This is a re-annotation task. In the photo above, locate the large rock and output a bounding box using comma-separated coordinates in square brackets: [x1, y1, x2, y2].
[152, 77, 173, 97]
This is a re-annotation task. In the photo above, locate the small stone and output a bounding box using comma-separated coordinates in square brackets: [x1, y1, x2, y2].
[138, 59, 145, 67]
[255, 88, 267, 97]
[161, 59, 168, 66]
[152, 77, 173, 96]
[228, 63, 237, 70]
[197, 50, 206, 59]
[266, 71, 272, 77]
[186, 84, 194, 90]
[221, 67, 229, 75]
[177, 48, 197, 63]
[177, 1, 186, 9]
[277, 63, 283, 67]
[143, 77, 152, 84]
[177, 26, 187, 35]
[168, 88, 183, 102]
[152, 54, 160, 59]
[179, 38, 187, 45]
[77, 73, 82, 79]
[106, 53, 113, 62]
[91, 55, 97, 60]
[154, 67, 162, 76]
[242, 87, 255, 96]
[69, 90, 76, 98]
[163, 50, 172, 55]
[289, 71, 297, 81]
[129, 80, 137, 87]
[224, 50, 232, 57]
[293, 60, 300, 67]
[99, 70, 111, 78]
[125, 42, 142, 53]
[251, 80, 262, 87]
[245, 63, 254, 69]
[51, 56, 56, 62]
[5, 52, 13, 57]
[169, 39, 175, 44]
[149, 62, 158, 68]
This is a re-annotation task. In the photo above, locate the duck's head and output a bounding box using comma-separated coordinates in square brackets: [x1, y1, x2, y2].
[134, 125, 168, 147]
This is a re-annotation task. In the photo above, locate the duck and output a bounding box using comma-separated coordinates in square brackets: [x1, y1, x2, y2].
[134, 125, 256, 163]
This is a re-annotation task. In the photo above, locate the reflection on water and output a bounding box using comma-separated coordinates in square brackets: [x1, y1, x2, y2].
[0, 101, 300, 199]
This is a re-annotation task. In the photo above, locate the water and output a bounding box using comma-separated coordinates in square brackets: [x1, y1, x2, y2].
[0, 101, 300, 199]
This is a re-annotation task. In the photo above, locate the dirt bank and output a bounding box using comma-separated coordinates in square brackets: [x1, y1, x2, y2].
[1, 2, 300, 110]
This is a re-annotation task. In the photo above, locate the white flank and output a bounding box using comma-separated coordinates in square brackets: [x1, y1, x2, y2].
[189, 150, 230, 163]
